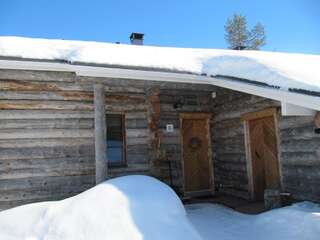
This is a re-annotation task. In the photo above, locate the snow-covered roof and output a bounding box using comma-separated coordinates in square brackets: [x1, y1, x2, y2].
[0, 36, 320, 96]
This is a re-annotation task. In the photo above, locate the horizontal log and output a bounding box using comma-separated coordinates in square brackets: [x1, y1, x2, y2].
[126, 137, 149, 146]
[162, 129, 180, 137]
[213, 134, 245, 144]
[215, 169, 248, 185]
[281, 152, 320, 166]
[215, 162, 247, 172]
[0, 175, 95, 201]
[0, 79, 146, 93]
[126, 129, 150, 138]
[215, 94, 267, 113]
[0, 79, 91, 92]
[214, 142, 246, 155]
[0, 90, 93, 101]
[280, 125, 319, 140]
[127, 144, 149, 154]
[126, 118, 149, 129]
[281, 139, 319, 152]
[0, 100, 93, 110]
[282, 165, 320, 179]
[213, 125, 244, 139]
[160, 103, 211, 112]
[0, 156, 95, 180]
[213, 100, 280, 122]
[0, 100, 147, 111]
[0, 69, 76, 82]
[125, 112, 148, 119]
[279, 116, 314, 129]
[0, 138, 94, 148]
[126, 153, 149, 164]
[0, 110, 94, 119]
[213, 118, 243, 130]
[0, 144, 94, 160]
[159, 119, 180, 128]
[0, 174, 95, 192]
[0, 129, 93, 139]
[162, 136, 181, 145]
[0, 118, 94, 129]
[214, 153, 247, 164]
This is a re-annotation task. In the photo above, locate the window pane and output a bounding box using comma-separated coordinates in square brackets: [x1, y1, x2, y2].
[106, 114, 125, 165]
[107, 146, 123, 163]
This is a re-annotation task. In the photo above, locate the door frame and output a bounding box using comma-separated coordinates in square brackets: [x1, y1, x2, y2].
[180, 113, 214, 197]
[241, 107, 282, 200]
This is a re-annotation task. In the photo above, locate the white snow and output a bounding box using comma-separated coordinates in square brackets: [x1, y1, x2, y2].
[0, 36, 320, 92]
[187, 202, 320, 240]
[0, 175, 202, 240]
[0, 175, 319, 240]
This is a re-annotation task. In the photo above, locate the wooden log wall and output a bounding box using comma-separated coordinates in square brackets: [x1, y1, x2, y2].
[0, 69, 215, 210]
[0, 69, 151, 210]
[2, 68, 317, 208]
[213, 87, 320, 203]
[279, 116, 320, 202]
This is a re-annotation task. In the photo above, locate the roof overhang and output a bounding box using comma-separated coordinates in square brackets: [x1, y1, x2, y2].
[0, 59, 319, 114]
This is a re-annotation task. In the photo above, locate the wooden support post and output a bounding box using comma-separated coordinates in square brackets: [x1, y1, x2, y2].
[94, 84, 107, 184]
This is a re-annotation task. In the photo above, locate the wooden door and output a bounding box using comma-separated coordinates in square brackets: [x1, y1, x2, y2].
[247, 115, 280, 200]
[181, 113, 213, 195]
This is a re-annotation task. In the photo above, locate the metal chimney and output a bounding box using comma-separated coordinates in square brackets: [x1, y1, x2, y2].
[130, 32, 144, 45]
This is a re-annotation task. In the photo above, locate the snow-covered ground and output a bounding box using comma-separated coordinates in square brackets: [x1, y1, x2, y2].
[0, 175, 319, 240]
[187, 202, 320, 240]
[0, 176, 202, 240]
[0, 36, 320, 92]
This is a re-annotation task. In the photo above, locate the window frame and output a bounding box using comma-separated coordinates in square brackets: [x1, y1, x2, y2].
[106, 113, 127, 168]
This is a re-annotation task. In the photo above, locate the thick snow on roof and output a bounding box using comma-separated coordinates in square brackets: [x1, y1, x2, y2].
[0, 176, 201, 240]
[0, 36, 320, 92]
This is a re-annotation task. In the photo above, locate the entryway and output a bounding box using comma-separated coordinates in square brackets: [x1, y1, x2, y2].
[242, 108, 281, 201]
[180, 113, 213, 197]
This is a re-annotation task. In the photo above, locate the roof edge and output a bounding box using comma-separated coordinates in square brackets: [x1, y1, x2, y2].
[0, 59, 319, 111]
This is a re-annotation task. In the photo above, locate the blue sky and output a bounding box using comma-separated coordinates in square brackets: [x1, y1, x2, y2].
[1, 0, 319, 54]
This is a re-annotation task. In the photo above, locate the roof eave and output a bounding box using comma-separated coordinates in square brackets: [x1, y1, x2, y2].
[0, 59, 319, 112]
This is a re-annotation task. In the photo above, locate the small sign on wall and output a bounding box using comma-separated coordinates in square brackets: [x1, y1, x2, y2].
[166, 124, 174, 133]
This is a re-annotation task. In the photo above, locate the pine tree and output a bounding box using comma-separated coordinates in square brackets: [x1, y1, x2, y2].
[225, 14, 266, 50]
[225, 14, 249, 50]
[247, 22, 266, 50]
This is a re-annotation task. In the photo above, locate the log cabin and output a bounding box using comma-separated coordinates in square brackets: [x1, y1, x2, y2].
[0, 35, 319, 210]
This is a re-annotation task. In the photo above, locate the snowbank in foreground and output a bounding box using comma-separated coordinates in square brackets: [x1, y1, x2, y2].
[0, 175, 202, 240]
[0, 36, 320, 92]
[187, 202, 320, 240]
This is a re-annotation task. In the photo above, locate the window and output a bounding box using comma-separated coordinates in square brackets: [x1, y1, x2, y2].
[106, 114, 126, 167]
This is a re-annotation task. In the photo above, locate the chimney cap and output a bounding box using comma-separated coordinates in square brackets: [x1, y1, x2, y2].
[130, 32, 144, 40]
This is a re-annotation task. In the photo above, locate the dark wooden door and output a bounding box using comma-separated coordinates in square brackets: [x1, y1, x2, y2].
[249, 116, 280, 200]
[181, 113, 212, 194]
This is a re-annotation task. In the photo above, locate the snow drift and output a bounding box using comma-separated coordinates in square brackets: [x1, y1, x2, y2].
[0, 175, 202, 240]
[187, 202, 320, 240]
[0, 36, 320, 92]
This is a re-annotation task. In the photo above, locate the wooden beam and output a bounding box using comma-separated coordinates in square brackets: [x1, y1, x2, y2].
[94, 84, 107, 184]
[241, 107, 278, 121]
[315, 112, 320, 128]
